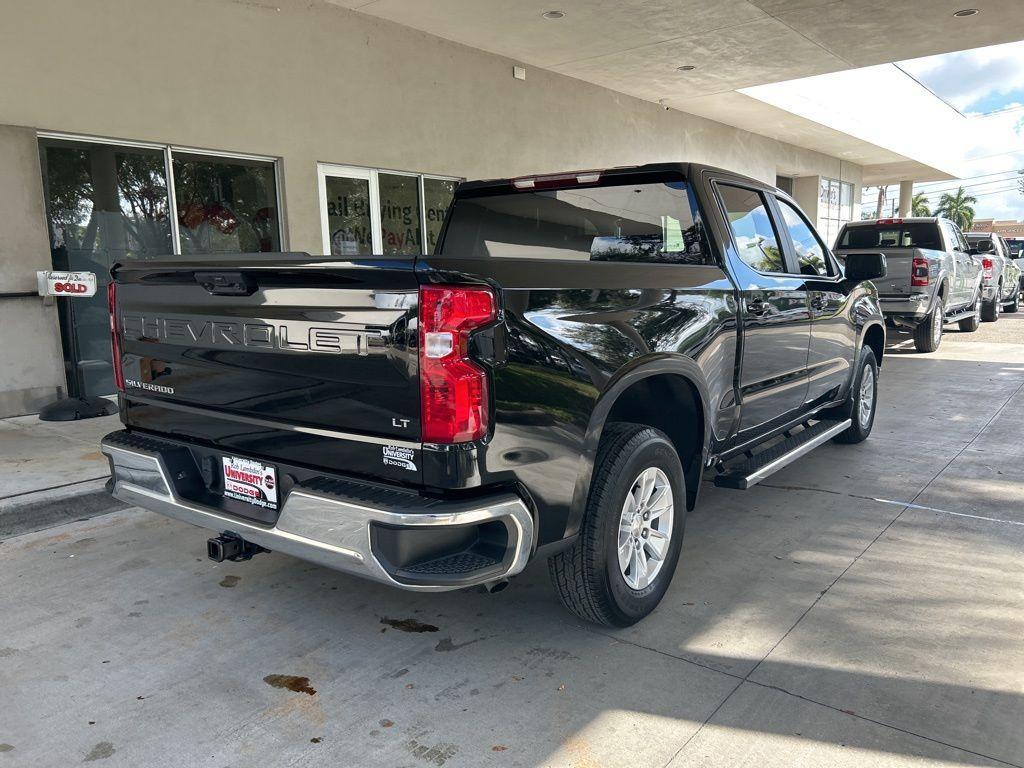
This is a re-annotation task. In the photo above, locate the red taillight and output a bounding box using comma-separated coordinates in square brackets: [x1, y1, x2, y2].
[911, 257, 930, 287]
[107, 281, 125, 391]
[418, 285, 496, 443]
[982, 257, 994, 279]
[876, 218, 903, 225]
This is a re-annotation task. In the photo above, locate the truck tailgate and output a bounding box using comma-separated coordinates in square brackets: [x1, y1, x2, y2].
[113, 255, 422, 484]
[837, 248, 928, 297]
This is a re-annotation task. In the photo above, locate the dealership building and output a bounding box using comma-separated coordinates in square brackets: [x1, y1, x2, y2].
[1, 0, 1020, 418]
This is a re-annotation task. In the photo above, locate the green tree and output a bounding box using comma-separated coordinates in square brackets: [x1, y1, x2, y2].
[911, 192, 931, 217]
[936, 187, 977, 230]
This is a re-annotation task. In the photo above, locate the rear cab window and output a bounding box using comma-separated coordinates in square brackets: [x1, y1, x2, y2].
[838, 222, 942, 250]
[438, 175, 713, 265]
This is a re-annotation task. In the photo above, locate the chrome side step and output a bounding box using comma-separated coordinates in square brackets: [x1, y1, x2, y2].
[714, 419, 852, 490]
[944, 307, 977, 323]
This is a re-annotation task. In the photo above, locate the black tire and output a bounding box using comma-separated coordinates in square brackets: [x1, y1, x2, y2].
[548, 423, 686, 627]
[832, 347, 879, 444]
[913, 302, 943, 352]
[958, 292, 981, 332]
[982, 288, 1000, 322]
[1004, 291, 1019, 313]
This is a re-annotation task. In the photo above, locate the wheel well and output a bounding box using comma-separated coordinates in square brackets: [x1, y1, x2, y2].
[863, 324, 885, 368]
[604, 374, 704, 510]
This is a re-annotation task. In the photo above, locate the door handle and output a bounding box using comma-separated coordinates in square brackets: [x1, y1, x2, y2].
[810, 294, 826, 310]
[746, 298, 771, 316]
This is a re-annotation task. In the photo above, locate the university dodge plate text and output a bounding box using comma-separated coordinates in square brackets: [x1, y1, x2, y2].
[222, 456, 278, 510]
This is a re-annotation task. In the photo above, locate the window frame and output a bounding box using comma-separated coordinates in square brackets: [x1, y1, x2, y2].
[37, 131, 285, 256]
[318, 162, 460, 257]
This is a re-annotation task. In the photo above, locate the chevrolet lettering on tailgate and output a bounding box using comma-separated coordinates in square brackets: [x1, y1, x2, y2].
[119, 313, 383, 356]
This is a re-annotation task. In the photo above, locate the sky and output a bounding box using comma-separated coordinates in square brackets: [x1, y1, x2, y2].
[889, 41, 1024, 220]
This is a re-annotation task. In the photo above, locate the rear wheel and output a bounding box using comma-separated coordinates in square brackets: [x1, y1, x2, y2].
[913, 302, 944, 352]
[549, 423, 685, 627]
[958, 292, 982, 332]
[1004, 290, 1019, 313]
[833, 347, 879, 444]
[982, 287, 1001, 322]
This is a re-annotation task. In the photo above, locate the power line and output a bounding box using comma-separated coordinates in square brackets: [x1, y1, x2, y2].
[914, 169, 1023, 187]
[875, 175, 1023, 199]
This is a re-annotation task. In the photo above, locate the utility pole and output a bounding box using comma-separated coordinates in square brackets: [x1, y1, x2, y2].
[875, 185, 886, 218]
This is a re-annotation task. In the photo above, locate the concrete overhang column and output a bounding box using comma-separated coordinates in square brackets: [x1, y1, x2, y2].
[899, 180, 914, 217]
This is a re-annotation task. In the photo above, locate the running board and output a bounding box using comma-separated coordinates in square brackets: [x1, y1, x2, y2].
[945, 307, 976, 323]
[714, 419, 852, 490]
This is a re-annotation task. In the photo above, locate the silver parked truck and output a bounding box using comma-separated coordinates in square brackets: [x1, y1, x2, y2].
[965, 232, 1021, 318]
[835, 217, 983, 353]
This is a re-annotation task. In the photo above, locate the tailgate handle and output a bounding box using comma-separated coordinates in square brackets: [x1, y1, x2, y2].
[195, 271, 256, 296]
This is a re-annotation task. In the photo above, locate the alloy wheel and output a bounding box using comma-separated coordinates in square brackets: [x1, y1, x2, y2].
[617, 467, 674, 591]
[858, 364, 875, 431]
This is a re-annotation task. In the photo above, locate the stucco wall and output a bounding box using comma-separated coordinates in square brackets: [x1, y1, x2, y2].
[0, 0, 866, 415]
[0, 0, 862, 256]
[0, 126, 66, 415]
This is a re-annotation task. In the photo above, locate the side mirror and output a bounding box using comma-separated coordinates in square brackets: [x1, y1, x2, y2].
[844, 252, 887, 282]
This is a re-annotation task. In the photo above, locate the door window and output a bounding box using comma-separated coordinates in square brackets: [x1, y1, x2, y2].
[776, 198, 832, 276]
[718, 185, 786, 274]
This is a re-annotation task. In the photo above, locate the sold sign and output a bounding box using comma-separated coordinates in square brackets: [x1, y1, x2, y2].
[37, 271, 98, 298]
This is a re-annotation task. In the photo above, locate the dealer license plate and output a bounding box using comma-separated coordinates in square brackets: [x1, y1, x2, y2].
[222, 455, 278, 510]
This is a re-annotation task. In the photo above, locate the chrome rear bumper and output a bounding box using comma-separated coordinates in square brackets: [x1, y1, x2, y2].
[101, 432, 534, 591]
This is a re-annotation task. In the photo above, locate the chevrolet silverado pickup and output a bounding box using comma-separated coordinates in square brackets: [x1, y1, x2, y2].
[966, 232, 1020, 316]
[835, 217, 983, 352]
[101, 163, 886, 626]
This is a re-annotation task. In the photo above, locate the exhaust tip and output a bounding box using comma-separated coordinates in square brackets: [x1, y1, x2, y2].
[483, 579, 510, 594]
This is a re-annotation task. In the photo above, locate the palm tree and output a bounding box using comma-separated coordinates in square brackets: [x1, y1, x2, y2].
[936, 187, 977, 230]
[911, 192, 931, 217]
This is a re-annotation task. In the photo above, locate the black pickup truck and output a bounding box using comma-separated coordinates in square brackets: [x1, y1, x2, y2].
[101, 163, 886, 626]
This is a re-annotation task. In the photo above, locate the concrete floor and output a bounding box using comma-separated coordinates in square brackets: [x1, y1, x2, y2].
[2, 317, 1023, 767]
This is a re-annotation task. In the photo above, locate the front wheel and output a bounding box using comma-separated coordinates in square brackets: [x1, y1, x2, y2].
[1004, 291, 1019, 313]
[833, 347, 879, 444]
[913, 302, 944, 352]
[549, 423, 685, 627]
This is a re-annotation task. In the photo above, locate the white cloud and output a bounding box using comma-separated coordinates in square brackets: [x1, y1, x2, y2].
[899, 40, 1024, 115]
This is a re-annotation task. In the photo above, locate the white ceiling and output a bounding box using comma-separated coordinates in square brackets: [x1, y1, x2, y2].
[331, 0, 1024, 182]
[334, 0, 1024, 101]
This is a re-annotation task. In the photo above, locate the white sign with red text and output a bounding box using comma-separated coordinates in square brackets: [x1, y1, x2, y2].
[37, 271, 98, 298]
[222, 455, 278, 510]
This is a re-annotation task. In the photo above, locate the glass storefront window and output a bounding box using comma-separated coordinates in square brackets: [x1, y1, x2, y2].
[424, 177, 457, 254]
[40, 139, 174, 397]
[820, 177, 855, 248]
[378, 173, 422, 255]
[173, 153, 280, 254]
[325, 175, 374, 256]
[318, 165, 459, 256]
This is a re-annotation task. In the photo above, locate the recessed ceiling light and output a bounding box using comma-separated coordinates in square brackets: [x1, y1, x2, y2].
[953, 8, 979, 16]
[677, 65, 696, 72]
[542, 10, 565, 19]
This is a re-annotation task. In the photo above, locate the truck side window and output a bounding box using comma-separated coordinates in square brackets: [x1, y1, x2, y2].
[718, 185, 786, 274]
[776, 198, 833, 276]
